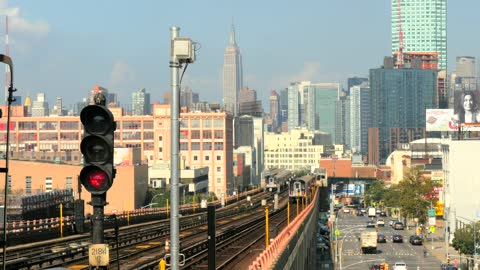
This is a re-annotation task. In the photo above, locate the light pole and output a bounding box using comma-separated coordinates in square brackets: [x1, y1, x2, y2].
[456, 215, 477, 268]
[0, 54, 15, 270]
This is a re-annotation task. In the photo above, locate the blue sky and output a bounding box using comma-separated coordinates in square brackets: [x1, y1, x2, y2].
[1, 0, 479, 107]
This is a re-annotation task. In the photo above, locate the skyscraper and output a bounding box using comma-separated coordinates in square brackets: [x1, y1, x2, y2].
[223, 24, 243, 116]
[391, 0, 447, 70]
[132, 88, 151, 115]
[349, 83, 371, 155]
[369, 66, 437, 164]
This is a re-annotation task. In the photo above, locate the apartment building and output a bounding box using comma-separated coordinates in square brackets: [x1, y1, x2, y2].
[0, 104, 234, 197]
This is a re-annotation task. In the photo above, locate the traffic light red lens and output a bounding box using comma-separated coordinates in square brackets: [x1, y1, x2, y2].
[88, 170, 108, 189]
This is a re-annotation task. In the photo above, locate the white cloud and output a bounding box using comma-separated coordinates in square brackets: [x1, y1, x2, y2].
[0, 1, 50, 37]
[288, 61, 321, 83]
[108, 61, 136, 88]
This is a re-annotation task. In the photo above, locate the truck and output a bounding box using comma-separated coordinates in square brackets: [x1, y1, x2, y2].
[368, 207, 376, 217]
[360, 231, 377, 254]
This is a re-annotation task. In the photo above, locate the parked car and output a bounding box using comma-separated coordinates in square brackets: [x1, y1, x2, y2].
[441, 263, 458, 270]
[392, 234, 403, 243]
[410, 235, 423, 245]
[393, 222, 404, 230]
[377, 234, 387, 243]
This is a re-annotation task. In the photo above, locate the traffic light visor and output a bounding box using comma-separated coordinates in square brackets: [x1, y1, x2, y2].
[80, 105, 115, 135]
[80, 166, 111, 194]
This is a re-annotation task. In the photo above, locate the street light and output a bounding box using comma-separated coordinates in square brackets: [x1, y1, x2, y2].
[0, 54, 15, 270]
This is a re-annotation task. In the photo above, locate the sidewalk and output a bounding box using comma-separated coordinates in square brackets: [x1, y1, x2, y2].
[420, 220, 457, 263]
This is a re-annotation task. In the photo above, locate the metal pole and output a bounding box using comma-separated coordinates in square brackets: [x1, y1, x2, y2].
[265, 208, 269, 248]
[1, 55, 13, 270]
[169, 26, 181, 270]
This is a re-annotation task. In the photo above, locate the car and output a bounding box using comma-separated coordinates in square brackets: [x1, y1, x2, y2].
[441, 263, 458, 270]
[367, 221, 376, 228]
[376, 209, 382, 214]
[361, 209, 367, 213]
[343, 207, 350, 213]
[389, 219, 398, 226]
[410, 235, 423, 245]
[376, 219, 385, 226]
[393, 261, 407, 270]
[316, 241, 329, 250]
[394, 222, 404, 230]
[370, 263, 384, 270]
[356, 210, 364, 216]
[392, 234, 403, 243]
[380, 211, 387, 217]
[377, 234, 387, 243]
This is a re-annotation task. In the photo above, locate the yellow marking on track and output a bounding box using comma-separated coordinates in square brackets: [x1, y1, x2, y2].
[136, 245, 150, 249]
[231, 216, 240, 220]
[199, 225, 208, 230]
[69, 265, 90, 269]
[180, 231, 193, 237]
[148, 241, 161, 245]
[218, 220, 228, 224]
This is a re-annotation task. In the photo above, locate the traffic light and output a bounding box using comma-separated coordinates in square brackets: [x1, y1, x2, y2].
[447, 257, 450, 264]
[79, 100, 116, 194]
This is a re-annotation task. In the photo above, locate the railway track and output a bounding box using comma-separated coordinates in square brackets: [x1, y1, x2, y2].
[0, 191, 274, 269]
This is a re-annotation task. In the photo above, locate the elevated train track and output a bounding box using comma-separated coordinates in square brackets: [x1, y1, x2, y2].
[0, 190, 287, 269]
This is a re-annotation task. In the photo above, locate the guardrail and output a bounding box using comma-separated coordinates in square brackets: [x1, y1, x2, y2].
[249, 187, 319, 270]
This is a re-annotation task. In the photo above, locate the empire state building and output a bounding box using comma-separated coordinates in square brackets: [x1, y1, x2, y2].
[223, 24, 243, 116]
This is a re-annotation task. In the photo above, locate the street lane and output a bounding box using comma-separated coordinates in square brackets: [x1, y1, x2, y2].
[335, 209, 443, 269]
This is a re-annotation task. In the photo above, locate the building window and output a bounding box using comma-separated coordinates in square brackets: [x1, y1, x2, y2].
[26, 176, 32, 195]
[159, 147, 163, 152]
[203, 119, 212, 128]
[159, 136, 163, 141]
[203, 142, 212, 150]
[216, 155, 221, 161]
[216, 167, 221, 172]
[194, 156, 198, 161]
[7, 175, 11, 191]
[203, 130, 212, 139]
[214, 130, 223, 139]
[205, 156, 210, 161]
[214, 119, 223, 128]
[191, 119, 200, 128]
[216, 177, 221, 184]
[46, 177, 53, 192]
[66, 177, 73, 190]
[191, 142, 200, 151]
[214, 142, 223, 150]
[180, 143, 189, 151]
[191, 130, 200, 139]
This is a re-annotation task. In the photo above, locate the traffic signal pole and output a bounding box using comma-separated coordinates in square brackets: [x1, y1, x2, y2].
[91, 193, 106, 245]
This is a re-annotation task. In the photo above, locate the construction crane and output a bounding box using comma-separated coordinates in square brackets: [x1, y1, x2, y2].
[395, 0, 404, 68]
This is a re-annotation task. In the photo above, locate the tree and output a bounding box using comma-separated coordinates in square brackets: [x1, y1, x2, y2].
[395, 167, 436, 224]
[363, 179, 386, 207]
[452, 221, 480, 256]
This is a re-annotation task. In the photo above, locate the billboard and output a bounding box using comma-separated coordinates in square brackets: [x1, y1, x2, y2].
[453, 90, 480, 130]
[426, 109, 456, 131]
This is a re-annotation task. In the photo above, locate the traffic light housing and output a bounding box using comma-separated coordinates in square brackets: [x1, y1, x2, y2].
[79, 103, 116, 194]
[447, 257, 450, 264]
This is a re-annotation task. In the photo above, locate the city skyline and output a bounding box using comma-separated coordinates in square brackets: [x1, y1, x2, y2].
[0, 0, 479, 108]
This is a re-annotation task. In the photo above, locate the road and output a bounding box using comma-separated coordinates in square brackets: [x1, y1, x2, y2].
[334, 210, 443, 270]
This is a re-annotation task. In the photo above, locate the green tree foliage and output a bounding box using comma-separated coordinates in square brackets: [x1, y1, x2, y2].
[452, 222, 480, 256]
[363, 179, 386, 206]
[394, 167, 436, 223]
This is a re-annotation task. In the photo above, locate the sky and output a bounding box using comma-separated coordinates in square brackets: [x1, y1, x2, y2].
[1, 0, 479, 108]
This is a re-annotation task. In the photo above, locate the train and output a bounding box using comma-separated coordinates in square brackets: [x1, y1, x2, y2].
[288, 174, 315, 203]
[262, 168, 292, 193]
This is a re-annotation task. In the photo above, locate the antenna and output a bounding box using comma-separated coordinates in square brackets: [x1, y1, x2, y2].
[4, 16, 9, 104]
[395, 0, 404, 68]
